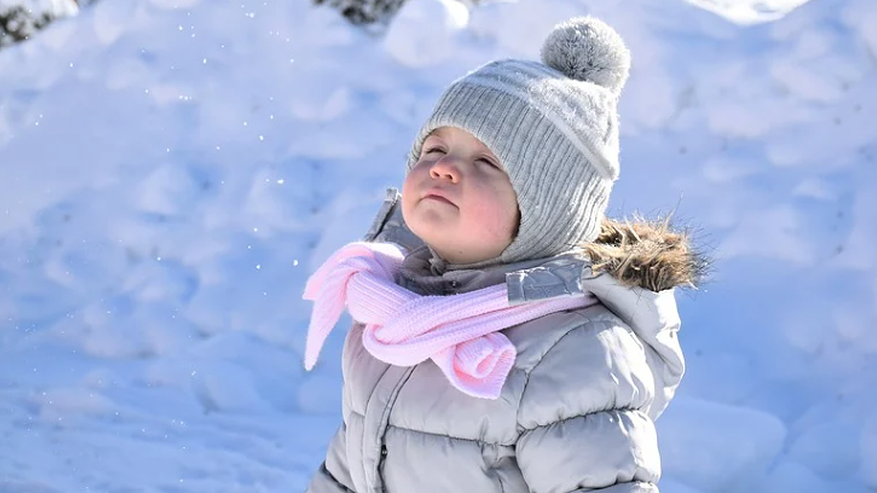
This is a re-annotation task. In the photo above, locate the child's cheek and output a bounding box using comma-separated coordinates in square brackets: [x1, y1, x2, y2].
[468, 199, 510, 243]
[474, 182, 517, 237]
[401, 167, 423, 198]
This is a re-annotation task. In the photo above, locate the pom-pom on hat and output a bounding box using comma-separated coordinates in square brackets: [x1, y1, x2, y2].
[407, 16, 631, 265]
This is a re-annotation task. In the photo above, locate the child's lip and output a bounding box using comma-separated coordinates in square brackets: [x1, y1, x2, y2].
[422, 189, 457, 207]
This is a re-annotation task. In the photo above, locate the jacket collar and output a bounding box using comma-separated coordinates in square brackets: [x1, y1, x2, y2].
[397, 244, 557, 296]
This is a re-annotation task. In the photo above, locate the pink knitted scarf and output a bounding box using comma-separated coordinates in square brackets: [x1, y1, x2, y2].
[302, 242, 596, 399]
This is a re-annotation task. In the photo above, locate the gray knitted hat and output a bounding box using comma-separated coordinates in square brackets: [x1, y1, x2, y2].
[406, 16, 630, 265]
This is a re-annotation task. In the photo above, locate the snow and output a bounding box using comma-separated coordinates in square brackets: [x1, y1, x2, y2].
[863, 413, 877, 489]
[681, 0, 814, 25]
[383, 0, 469, 68]
[659, 397, 787, 491]
[0, 0, 78, 19]
[1, 0, 875, 491]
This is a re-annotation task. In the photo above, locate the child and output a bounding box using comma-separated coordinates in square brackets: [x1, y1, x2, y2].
[303, 16, 702, 493]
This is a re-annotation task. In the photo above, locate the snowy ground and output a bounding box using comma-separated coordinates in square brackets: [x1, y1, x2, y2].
[1, 0, 876, 491]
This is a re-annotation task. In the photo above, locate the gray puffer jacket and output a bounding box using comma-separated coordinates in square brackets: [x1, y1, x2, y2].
[306, 189, 700, 493]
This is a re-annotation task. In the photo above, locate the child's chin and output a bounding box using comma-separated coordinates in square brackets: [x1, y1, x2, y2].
[410, 209, 455, 229]
[413, 227, 451, 246]
[410, 223, 453, 246]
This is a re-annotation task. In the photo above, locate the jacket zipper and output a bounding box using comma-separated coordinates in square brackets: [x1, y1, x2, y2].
[373, 365, 417, 493]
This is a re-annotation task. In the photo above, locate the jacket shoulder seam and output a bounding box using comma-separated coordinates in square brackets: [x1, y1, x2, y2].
[517, 406, 642, 433]
[516, 316, 614, 425]
[385, 423, 515, 447]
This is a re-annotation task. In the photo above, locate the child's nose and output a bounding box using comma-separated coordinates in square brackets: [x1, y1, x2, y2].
[429, 159, 460, 183]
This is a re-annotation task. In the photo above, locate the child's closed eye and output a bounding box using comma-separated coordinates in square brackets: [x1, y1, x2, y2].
[477, 157, 500, 169]
[424, 147, 447, 156]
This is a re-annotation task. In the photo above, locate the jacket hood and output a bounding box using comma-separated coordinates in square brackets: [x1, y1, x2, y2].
[583, 217, 708, 292]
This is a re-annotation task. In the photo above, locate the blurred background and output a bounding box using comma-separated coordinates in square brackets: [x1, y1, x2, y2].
[1, 0, 875, 491]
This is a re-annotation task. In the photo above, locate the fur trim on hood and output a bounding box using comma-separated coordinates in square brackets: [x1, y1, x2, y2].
[582, 217, 709, 292]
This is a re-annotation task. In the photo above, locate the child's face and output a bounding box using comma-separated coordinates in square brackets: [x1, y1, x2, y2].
[402, 126, 519, 264]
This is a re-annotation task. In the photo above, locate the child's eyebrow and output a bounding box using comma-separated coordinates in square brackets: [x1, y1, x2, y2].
[430, 127, 452, 138]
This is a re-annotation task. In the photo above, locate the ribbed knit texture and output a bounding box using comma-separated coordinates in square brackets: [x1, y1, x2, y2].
[406, 17, 629, 264]
[302, 242, 596, 399]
